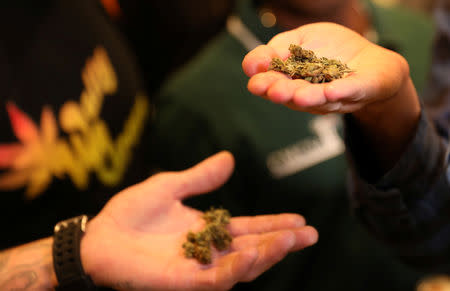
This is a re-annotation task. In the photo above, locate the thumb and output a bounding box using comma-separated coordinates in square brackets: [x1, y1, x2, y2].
[174, 151, 235, 200]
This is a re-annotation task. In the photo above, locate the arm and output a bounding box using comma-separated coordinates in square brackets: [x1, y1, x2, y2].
[0, 237, 57, 290]
[349, 76, 420, 172]
[242, 21, 450, 269]
[346, 108, 450, 270]
[1, 151, 318, 291]
[346, 0, 450, 269]
[346, 0, 449, 176]
[242, 22, 421, 171]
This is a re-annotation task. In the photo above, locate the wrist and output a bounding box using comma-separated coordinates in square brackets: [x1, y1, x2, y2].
[352, 76, 420, 136]
[49, 238, 59, 288]
[53, 215, 98, 290]
[352, 54, 415, 125]
[79, 218, 99, 285]
[350, 76, 421, 170]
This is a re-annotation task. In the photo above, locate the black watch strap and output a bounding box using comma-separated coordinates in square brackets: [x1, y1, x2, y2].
[53, 215, 97, 291]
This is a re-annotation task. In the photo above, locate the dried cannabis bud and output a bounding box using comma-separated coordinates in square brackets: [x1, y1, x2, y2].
[203, 207, 230, 225]
[182, 207, 232, 264]
[268, 44, 353, 83]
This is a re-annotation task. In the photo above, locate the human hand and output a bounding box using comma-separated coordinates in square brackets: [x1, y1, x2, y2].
[243, 22, 421, 169]
[80, 151, 318, 291]
[242, 22, 414, 115]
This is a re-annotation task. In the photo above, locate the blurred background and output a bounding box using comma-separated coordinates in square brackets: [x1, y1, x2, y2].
[373, 0, 436, 13]
[119, 0, 235, 93]
[118, 0, 436, 95]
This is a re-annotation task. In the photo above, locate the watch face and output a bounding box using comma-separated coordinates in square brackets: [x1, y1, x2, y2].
[54, 215, 88, 233]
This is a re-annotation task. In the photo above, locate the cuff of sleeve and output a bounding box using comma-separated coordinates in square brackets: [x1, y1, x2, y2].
[344, 109, 448, 196]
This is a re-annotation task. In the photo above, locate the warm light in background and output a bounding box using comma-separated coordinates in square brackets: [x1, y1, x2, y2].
[373, 0, 436, 13]
[372, 0, 399, 7]
[260, 9, 276, 28]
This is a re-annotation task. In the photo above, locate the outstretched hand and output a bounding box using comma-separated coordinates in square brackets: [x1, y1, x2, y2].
[242, 22, 411, 115]
[243, 22, 421, 169]
[80, 151, 318, 291]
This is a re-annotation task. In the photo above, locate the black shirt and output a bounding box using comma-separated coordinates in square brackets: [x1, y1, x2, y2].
[0, 0, 153, 249]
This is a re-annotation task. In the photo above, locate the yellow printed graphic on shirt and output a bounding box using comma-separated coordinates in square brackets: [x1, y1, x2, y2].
[0, 47, 149, 199]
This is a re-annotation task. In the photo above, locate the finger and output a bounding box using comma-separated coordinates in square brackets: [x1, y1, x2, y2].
[173, 151, 235, 200]
[242, 29, 301, 78]
[247, 71, 289, 97]
[238, 231, 296, 282]
[239, 227, 318, 282]
[324, 74, 367, 102]
[231, 226, 318, 253]
[292, 84, 327, 107]
[228, 213, 306, 236]
[194, 248, 259, 291]
[266, 78, 310, 104]
[193, 227, 318, 289]
[337, 102, 366, 113]
[280, 80, 365, 114]
[303, 101, 364, 115]
[324, 52, 404, 104]
[267, 29, 303, 58]
[289, 226, 319, 251]
[242, 45, 280, 77]
[306, 101, 343, 113]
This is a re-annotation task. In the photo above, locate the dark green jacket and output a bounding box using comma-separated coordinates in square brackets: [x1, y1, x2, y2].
[151, 1, 434, 290]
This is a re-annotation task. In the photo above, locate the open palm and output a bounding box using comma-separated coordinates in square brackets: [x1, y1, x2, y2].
[243, 22, 409, 114]
[81, 152, 318, 291]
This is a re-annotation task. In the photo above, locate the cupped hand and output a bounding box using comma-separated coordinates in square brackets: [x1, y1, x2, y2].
[242, 22, 410, 115]
[80, 151, 318, 291]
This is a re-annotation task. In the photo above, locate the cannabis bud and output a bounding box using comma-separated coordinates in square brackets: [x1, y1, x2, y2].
[268, 44, 353, 83]
[182, 207, 233, 264]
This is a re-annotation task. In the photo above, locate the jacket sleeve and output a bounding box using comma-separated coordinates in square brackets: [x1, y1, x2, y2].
[345, 0, 450, 271]
[345, 110, 450, 270]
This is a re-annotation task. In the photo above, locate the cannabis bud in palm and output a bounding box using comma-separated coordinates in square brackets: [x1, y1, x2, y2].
[268, 44, 353, 83]
[182, 207, 232, 264]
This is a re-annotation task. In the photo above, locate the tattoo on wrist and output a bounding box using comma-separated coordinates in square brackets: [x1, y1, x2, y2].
[114, 281, 135, 290]
[0, 270, 37, 290]
[113, 281, 154, 291]
[0, 238, 54, 290]
[0, 252, 11, 272]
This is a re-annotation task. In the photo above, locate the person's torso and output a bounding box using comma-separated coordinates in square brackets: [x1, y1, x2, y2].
[0, 0, 153, 249]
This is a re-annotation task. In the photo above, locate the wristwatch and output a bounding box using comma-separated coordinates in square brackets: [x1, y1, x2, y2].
[53, 215, 97, 291]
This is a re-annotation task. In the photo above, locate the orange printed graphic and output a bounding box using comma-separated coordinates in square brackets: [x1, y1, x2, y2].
[100, 0, 122, 20]
[0, 47, 149, 199]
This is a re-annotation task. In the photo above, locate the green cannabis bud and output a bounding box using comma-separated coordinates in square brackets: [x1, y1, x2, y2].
[182, 207, 232, 264]
[268, 44, 353, 83]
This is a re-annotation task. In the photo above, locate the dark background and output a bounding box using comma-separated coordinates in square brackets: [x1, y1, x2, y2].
[116, 0, 434, 95]
[118, 0, 236, 94]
